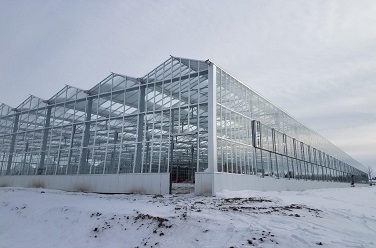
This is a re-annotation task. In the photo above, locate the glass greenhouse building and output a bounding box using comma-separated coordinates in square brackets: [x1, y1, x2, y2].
[0, 56, 368, 195]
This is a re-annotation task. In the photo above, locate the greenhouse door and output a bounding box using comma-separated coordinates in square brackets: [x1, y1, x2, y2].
[169, 133, 197, 194]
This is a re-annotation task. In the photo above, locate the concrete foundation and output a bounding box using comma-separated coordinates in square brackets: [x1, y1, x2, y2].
[195, 172, 365, 196]
[0, 173, 170, 194]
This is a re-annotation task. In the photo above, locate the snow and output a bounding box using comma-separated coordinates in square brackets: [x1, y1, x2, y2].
[1, 186, 376, 248]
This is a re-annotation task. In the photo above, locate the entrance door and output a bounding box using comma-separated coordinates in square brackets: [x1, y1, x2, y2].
[169, 133, 197, 193]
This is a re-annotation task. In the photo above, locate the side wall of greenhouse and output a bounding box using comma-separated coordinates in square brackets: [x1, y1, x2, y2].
[196, 62, 368, 196]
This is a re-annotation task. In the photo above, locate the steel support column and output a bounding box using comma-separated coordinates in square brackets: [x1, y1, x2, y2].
[168, 109, 175, 194]
[207, 62, 217, 196]
[79, 98, 93, 174]
[66, 124, 77, 174]
[38, 106, 52, 174]
[6, 113, 19, 175]
[134, 85, 146, 173]
[21, 142, 29, 175]
[110, 130, 119, 173]
[208, 62, 217, 173]
[0, 153, 6, 175]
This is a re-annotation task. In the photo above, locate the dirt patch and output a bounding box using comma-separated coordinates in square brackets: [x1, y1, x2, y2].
[0, 182, 9, 187]
[216, 197, 322, 217]
[30, 181, 45, 188]
[74, 184, 89, 192]
[224, 197, 273, 203]
[134, 213, 172, 228]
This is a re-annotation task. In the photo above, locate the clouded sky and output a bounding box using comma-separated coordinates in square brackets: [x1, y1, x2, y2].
[1, 0, 375, 171]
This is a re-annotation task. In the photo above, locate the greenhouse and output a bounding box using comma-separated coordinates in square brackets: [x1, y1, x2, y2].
[0, 56, 368, 195]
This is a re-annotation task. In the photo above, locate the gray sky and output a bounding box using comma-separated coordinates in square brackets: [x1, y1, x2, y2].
[1, 0, 375, 171]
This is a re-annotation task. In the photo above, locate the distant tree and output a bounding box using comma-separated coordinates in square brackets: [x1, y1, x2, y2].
[368, 167, 374, 186]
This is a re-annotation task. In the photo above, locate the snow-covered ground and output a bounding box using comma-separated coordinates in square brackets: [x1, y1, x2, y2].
[1, 186, 375, 248]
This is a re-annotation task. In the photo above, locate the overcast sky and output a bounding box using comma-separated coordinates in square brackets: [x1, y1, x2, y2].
[0, 0, 375, 171]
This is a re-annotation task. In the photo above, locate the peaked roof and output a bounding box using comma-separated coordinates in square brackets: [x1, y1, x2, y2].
[5, 56, 206, 111]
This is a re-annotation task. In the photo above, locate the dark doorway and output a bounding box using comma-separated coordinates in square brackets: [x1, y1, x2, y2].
[169, 133, 197, 194]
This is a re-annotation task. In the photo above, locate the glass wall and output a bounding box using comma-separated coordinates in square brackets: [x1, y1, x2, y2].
[0, 57, 368, 184]
[0, 103, 17, 175]
[215, 67, 368, 183]
[0, 57, 209, 177]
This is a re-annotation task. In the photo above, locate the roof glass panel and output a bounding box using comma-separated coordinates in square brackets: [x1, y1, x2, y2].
[0, 103, 15, 117]
[49, 85, 87, 104]
[89, 74, 139, 95]
[16, 95, 47, 112]
[142, 57, 207, 84]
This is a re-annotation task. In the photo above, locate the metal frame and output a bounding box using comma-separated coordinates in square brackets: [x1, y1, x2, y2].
[0, 56, 368, 185]
[0, 57, 209, 178]
[215, 65, 368, 183]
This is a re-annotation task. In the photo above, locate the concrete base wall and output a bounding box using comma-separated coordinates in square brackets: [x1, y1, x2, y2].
[195, 172, 213, 195]
[1, 172, 364, 196]
[0, 173, 170, 194]
[195, 172, 365, 196]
